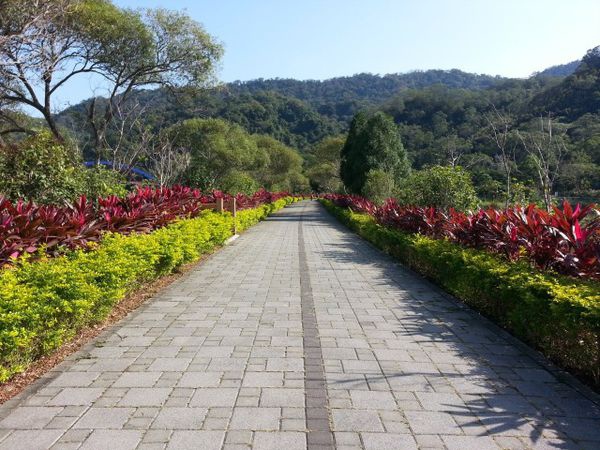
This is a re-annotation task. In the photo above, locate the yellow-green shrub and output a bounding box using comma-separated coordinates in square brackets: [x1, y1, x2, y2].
[321, 200, 600, 389]
[0, 197, 297, 382]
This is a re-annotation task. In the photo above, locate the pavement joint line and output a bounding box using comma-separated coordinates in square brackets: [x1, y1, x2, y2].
[298, 203, 335, 450]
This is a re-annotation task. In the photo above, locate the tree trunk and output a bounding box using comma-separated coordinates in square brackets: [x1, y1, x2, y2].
[543, 175, 553, 212]
[42, 109, 63, 142]
[505, 172, 511, 208]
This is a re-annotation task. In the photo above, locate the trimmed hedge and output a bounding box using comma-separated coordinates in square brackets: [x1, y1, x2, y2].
[0, 197, 297, 382]
[321, 200, 600, 389]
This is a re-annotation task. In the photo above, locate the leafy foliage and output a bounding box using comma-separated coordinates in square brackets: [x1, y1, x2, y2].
[0, 0, 223, 146]
[396, 165, 479, 211]
[227, 70, 503, 124]
[533, 46, 600, 120]
[0, 131, 127, 203]
[78, 166, 128, 199]
[56, 69, 504, 153]
[252, 134, 309, 192]
[167, 118, 309, 193]
[220, 170, 260, 195]
[340, 112, 410, 194]
[305, 135, 344, 192]
[362, 170, 396, 205]
[170, 118, 267, 190]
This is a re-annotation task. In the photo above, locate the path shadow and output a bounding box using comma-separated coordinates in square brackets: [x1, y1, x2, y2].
[312, 203, 600, 447]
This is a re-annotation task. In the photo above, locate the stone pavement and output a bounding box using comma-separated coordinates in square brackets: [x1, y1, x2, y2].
[1, 200, 599, 450]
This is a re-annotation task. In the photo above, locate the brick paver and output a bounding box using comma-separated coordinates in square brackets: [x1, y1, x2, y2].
[0, 201, 599, 449]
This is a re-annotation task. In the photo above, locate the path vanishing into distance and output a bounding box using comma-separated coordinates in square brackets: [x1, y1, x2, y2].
[1, 201, 600, 450]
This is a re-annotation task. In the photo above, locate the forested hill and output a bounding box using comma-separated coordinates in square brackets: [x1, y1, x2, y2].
[534, 60, 580, 78]
[226, 70, 503, 122]
[57, 69, 505, 151]
[532, 48, 600, 119]
[57, 59, 597, 156]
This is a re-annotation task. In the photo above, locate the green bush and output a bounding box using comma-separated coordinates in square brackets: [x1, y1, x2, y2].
[0, 132, 129, 203]
[78, 166, 128, 199]
[220, 170, 260, 195]
[362, 169, 396, 205]
[0, 131, 82, 203]
[321, 200, 600, 388]
[397, 165, 479, 210]
[0, 197, 297, 382]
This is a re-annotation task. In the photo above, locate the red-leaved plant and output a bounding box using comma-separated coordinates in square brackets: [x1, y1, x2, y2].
[323, 194, 600, 279]
[0, 187, 293, 266]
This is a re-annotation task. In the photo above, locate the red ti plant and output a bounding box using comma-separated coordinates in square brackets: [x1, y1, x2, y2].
[0, 187, 295, 266]
[326, 194, 600, 279]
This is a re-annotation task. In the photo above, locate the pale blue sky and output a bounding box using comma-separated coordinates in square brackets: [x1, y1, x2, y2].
[54, 0, 600, 110]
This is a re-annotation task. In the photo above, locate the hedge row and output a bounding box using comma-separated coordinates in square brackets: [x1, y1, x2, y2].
[0, 197, 296, 382]
[321, 200, 600, 389]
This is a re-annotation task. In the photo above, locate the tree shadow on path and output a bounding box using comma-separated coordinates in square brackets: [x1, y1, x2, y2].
[309, 202, 600, 448]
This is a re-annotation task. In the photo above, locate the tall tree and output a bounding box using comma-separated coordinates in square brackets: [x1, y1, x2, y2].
[340, 111, 410, 194]
[0, 0, 95, 139]
[80, 5, 223, 159]
[340, 111, 369, 193]
[485, 106, 517, 207]
[306, 135, 344, 192]
[169, 118, 266, 190]
[252, 134, 308, 192]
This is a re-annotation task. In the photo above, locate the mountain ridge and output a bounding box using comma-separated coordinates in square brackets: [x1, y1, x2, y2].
[56, 60, 587, 154]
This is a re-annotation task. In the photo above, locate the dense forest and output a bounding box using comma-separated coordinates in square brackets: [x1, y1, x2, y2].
[54, 48, 599, 205]
[57, 69, 504, 151]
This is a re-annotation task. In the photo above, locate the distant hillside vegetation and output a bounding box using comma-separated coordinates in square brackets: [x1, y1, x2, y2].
[57, 69, 505, 152]
[227, 70, 503, 123]
[54, 52, 600, 199]
[535, 60, 580, 78]
[532, 48, 600, 119]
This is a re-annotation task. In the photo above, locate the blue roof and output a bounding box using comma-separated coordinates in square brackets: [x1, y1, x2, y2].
[84, 161, 155, 180]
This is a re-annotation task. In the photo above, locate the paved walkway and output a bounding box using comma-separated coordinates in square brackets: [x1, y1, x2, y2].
[1, 201, 599, 450]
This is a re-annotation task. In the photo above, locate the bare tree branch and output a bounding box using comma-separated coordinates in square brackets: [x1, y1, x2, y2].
[485, 105, 518, 207]
[517, 114, 568, 211]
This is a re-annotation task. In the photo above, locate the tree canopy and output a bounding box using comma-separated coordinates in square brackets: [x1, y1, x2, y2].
[169, 118, 266, 190]
[340, 112, 410, 194]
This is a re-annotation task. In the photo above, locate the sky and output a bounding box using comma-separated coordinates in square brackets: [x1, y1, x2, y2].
[53, 0, 600, 110]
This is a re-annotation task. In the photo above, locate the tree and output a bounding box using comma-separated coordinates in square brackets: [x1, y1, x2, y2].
[252, 134, 308, 192]
[0, 130, 79, 202]
[0, 130, 127, 203]
[170, 118, 267, 191]
[362, 169, 396, 205]
[517, 115, 568, 211]
[306, 135, 344, 192]
[340, 111, 410, 194]
[80, 6, 223, 158]
[340, 111, 369, 193]
[0, 0, 90, 139]
[0, 0, 222, 152]
[397, 165, 478, 211]
[441, 134, 471, 168]
[485, 106, 518, 207]
[146, 132, 190, 188]
[220, 170, 259, 195]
